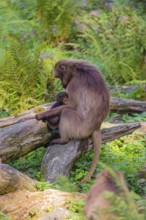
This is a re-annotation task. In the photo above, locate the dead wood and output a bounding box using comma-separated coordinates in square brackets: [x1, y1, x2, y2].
[0, 186, 85, 220]
[0, 164, 37, 194]
[110, 97, 146, 112]
[109, 84, 146, 94]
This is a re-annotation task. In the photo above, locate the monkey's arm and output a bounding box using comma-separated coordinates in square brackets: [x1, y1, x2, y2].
[35, 105, 70, 120]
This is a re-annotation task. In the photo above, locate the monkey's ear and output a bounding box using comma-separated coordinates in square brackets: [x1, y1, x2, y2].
[59, 64, 66, 72]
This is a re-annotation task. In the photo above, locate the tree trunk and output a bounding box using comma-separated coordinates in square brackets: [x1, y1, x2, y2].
[109, 84, 146, 94]
[110, 97, 146, 112]
[41, 123, 141, 182]
[0, 164, 37, 194]
[0, 119, 50, 163]
[0, 184, 85, 220]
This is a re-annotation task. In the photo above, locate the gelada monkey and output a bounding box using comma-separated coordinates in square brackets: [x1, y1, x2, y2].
[84, 169, 129, 220]
[36, 60, 109, 184]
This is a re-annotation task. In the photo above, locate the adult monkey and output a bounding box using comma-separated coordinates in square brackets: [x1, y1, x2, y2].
[36, 60, 109, 184]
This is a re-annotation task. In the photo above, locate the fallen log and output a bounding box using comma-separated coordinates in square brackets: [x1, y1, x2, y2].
[0, 97, 142, 163]
[0, 118, 50, 163]
[0, 181, 85, 220]
[41, 123, 141, 182]
[109, 84, 146, 94]
[110, 97, 146, 112]
[0, 164, 37, 194]
[0, 103, 52, 128]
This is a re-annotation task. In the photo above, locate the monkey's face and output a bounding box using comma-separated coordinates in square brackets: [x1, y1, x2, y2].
[53, 61, 73, 88]
[56, 92, 68, 104]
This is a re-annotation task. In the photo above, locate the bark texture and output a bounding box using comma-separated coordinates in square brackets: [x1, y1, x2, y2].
[110, 97, 146, 112]
[109, 84, 146, 94]
[0, 187, 85, 220]
[0, 164, 37, 194]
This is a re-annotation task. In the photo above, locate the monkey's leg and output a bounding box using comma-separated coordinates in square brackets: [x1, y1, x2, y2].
[46, 117, 60, 126]
[45, 117, 59, 133]
[51, 108, 88, 145]
[50, 138, 68, 145]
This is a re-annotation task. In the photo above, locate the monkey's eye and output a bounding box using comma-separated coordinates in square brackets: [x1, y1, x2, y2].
[59, 64, 66, 72]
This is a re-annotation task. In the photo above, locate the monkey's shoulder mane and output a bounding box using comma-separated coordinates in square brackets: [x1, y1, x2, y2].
[76, 65, 106, 93]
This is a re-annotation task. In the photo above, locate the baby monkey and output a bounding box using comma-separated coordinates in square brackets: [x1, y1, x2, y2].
[39, 91, 68, 130]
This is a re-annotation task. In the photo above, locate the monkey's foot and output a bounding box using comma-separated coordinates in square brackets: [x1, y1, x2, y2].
[50, 138, 68, 145]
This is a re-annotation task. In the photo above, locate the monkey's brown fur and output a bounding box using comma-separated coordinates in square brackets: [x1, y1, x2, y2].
[85, 169, 129, 220]
[36, 60, 109, 184]
[44, 92, 68, 129]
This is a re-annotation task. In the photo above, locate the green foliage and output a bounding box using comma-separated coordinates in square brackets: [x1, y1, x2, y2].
[0, 0, 80, 114]
[36, 0, 80, 42]
[125, 81, 146, 100]
[107, 112, 146, 123]
[98, 191, 146, 220]
[0, 37, 65, 114]
[0, 109, 9, 118]
[122, 112, 146, 122]
[71, 131, 146, 194]
[66, 199, 85, 220]
[100, 132, 146, 194]
[35, 176, 78, 192]
[10, 147, 78, 192]
[10, 147, 46, 179]
[110, 81, 146, 100]
[35, 181, 52, 191]
[0, 212, 11, 220]
[0, 37, 45, 113]
[1, 0, 146, 113]
[74, 2, 146, 84]
[0, 0, 80, 44]
[88, 168, 146, 220]
[55, 175, 78, 192]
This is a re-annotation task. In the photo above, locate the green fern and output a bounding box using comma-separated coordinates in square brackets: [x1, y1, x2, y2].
[0, 37, 65, 114]
[76, 3, 146, 84]
[0, 0, 80, 44]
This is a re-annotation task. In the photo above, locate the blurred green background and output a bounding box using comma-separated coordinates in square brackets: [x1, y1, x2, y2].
[0, 0, 146, 114]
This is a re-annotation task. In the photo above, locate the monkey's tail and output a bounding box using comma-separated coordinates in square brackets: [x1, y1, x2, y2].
[79, 130, 101, 185]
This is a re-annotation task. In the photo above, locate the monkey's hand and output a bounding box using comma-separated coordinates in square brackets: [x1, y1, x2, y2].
[35, 112, 49, 121]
